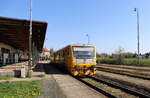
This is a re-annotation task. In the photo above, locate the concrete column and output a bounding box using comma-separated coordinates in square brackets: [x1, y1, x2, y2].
[15, 54, 18, 63]
[3, 53, 8, 65]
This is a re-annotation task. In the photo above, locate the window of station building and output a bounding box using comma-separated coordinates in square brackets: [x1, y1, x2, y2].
[61, 51, 63, 57]
[1, 48, 10, 53]
[60, 52, 62, 58]
[0, 53, 3, 65]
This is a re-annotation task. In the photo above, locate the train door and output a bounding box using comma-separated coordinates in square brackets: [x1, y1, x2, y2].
[67, 46, 73, 72]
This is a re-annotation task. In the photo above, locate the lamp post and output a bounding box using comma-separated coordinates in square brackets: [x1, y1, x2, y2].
[28, 0, 32, 77]
[134, 8, 140, 64]
[86, 34, 90, 44]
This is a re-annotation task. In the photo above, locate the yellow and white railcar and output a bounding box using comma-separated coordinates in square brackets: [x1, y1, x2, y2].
[53, 44, 96, 76]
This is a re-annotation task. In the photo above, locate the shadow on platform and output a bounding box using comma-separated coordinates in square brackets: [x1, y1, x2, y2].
[33, 62, 68, 75]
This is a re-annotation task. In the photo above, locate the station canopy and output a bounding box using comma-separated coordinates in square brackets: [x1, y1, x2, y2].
[0, 17, 47, 51]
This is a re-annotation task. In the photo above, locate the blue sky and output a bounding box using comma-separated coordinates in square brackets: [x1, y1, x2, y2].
[1, 0, 150, 54]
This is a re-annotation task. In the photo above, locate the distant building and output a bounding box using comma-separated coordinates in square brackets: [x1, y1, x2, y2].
[40, 48, 50, 60]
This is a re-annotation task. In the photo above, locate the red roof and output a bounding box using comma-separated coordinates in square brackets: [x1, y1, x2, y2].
[41, 48, 50, 52]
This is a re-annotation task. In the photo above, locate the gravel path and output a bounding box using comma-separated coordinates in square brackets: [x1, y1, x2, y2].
[38, 76, 65, 98]
[37, 62, 66, 98]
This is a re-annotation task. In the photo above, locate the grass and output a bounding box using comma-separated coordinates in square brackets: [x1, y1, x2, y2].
[97, 57, 150, 66]
[124, 58, 150, 64]
[123, 58, 150, 66]
[36, 74, 45, 78]
[0, 81, 42, 98]
[0, 76, 12, 80]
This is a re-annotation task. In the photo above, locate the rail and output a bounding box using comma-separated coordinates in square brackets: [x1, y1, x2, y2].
[92, 75, 150, 98]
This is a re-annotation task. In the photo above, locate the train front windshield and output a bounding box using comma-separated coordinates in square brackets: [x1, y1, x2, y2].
[73, 46, 94, 58]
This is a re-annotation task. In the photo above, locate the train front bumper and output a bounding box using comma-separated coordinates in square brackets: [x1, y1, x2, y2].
[72, 65, 96, 76]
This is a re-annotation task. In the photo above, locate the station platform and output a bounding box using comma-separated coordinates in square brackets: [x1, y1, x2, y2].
[53, 74, 104, 98]
[0, 62, 28, 77]
[42, 63, 106, 98]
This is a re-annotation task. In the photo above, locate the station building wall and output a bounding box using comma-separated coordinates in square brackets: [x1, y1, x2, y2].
[0, 42, 22, 66]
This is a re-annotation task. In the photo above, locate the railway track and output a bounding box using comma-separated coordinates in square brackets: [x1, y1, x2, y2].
[96, 66, 150, 80]
[94, 74, 150, 98]
[48, 63, 150, 98]
[99, 64, 150, 72]
[75, 76, 148, 98]
[76, 77, 118, 98]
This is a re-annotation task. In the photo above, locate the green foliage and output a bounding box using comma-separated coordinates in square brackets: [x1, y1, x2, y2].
[97, 57, 150, 66]
[115, 55, 124, 65]
[97, 57, 116, 64]
[0, 81, 42, 98]
[96, 53, 109, 58]
[114, 46, 124, 65]
[0, 76, 12, 80]
[122, 52, 135, 58]
[124, 58, 150, 66]
[36, 74, 45, 78]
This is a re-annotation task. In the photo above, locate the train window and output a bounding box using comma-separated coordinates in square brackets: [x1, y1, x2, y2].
[63, 50, 65, 57]
[61, 52, 63, 57]
[67, 49, 69, 55]
[59, 53, 60, 58]
[1, 48, 10, 53]
[64, 49, 67, 56]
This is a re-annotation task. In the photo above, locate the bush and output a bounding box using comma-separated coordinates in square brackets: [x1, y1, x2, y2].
[97, 57, 117, 64]
[97, 57, 150, 66]
[115, 55, 124, 65]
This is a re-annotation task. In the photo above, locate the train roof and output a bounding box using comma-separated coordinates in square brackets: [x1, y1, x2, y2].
[70, 44, 95, 47]
[55, 44, 95, 53]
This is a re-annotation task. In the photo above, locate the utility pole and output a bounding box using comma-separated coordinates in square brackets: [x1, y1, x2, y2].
[86, 34, 90, 44]
[28, 0, 32, 77]
[134, 8, 140, 64]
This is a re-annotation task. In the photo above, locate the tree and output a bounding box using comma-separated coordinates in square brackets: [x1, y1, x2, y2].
[50, 48, 54, 57]
[145, 52, 150, 58]
[114, 46, 124, 65]
[122, 52, 134, 58]
[96, 52, 109, 58]
[96, 52, 101, 57]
